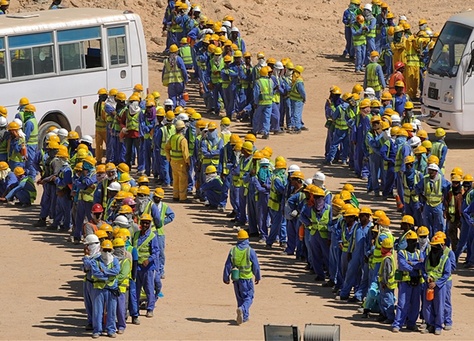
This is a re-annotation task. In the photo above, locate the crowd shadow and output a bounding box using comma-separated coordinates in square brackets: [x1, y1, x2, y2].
[32, 308, 89, 338]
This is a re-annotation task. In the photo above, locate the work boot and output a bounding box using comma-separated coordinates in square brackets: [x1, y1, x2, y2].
[236, 308, 243, 325]
[361, 309, 371, 318]
[34, 218, 47, 227]
[392, 328, 400, 333]
[226, 211, 236, 218]
[146, 310, 154, 318]
[131, 316, 140, 325]
[322, 280, 335, 287]
[434, 329, 442, 335]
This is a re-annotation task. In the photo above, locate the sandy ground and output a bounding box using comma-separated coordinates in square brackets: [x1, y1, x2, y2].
[2, 0, 474, 340]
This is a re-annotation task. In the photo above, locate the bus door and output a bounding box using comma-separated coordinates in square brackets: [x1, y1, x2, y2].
[105, 25, 132, 90]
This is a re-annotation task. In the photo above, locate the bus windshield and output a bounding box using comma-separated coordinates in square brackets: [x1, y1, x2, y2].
[428, 22, 472, 77]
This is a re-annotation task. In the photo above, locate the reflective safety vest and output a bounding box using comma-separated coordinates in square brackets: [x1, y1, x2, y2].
[144, 201, 169, 236]
[341, 224, 355, 252]
[220, 132, 231, 146]
[399, 249, 422, 282]
[230, 246, 253, 279]
[334, 106, 350, 130]
[160, 125, 176, 156]
[112, 107, 127, 132]
[308, 207, 330, 238]
[257, 78, 273, 105]
[92, 260, 118, 289]
[239, 65, 252, 89]
[378, 254, 397, 289]
[118, 257, 131, 293]
[236, 156, 252, 188]
[78, 172, 96, 203]
[371, 232, 394, 266]
[94, 101, 107, 131]
[394, 143, 409, 172]
[268, 174, 284, 211]
[25, 117, 38, 145]
[202, 140, 220, 165]
[366, 63, 382, 91]
[425, 248, 451, 282]
[273, 77, 281, 103]
[162, 59, 184, 86]
[132, 230, 155, 264]
[289, 78, 304, 102]
[169, 133, 184, 161]
[211, 58, 224, 84]
[221, 145, 231, 176]
[20, 176, 36, 202]
[179, 45, 193, 65]
[403, 171, 421, 204]
[430, 141, 445, 162]
[126, 111, 140, 131]
[424, 176, 443, 207]
[352, 24, 366, 46]
[169, 22, 183, 33]
[8, 137, 25, 162]
[366, 20, 376, 38]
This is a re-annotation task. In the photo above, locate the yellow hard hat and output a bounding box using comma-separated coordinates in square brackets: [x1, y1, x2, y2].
[113, 238, 125, 248]
[244, 133, 257, 143]
[435, 127, 446, 138]
[129, 94, 140, 102]
[94, 230, 107, 239]
[146, 100, 155, 107]
[0, 106, 7, 117]
[275, 160, 287, 169]
[19, 97, 29, 106]
[401, 215, 415, 225]
[342, 183, 355, 193]
[344, 207, 359, 217]
[118, 205, 133, 214]
[381, 92, 392, 101]
[223, 55, 232, 63]
[207, 122, 217, 130]
[370, 100, 381, 108]
[342, 93, 353, 102]
[419, 19, 428, 25]
[373, 210, 386, 220]
[97, 88, 107, 95]
[427, 155, 439, 165]
[234, 50, 243, 58]
[430, 235, 445, 245]
[404, 155, 415, 164]
[115, 92, 127, 101]
[24, 104, 36, 113]
[332, 198, 345, 209]
[417, 130, 428, 139]
[221, 117, 231, 125]
[13, 167, 25, 176]
[234, 142, 243, 151]
[118, 228, 131, 240]
[416, 226, 430, 237]
[285, 61, 294, 70]
[214, 47, 223, 55]
[398, 128, 408, 137]
[137, 185, 151, 196]
[290, 171, 305, 180]
[242, 141, 253, 152]
[165, 111, 175, 121]
[74, 162, 83, 171]
[414, 146, 427, 155]
[205, 165, 217, 174]
[47, 141, 60, 150]
[140, 213, 152, 222]
[370, 51, 379, 58]
[68, 131, 79, 140]
[243, 51, 252, 58]
[310, 186, 325, 197]
[252, 151, 264, 160]
[0, 161, 8, 171]
[180, 37, 188, 44]
[119, 172, 131, 183]
[378, 215, 390, 226]
[294, 65, 304, 74]
[7, 122, 20, 131]
[381, 238, 394, 249]
[137, 175, 149, 184]
[237, 229, 249, 240]
[405, 231, 418, 240]
[451, 167, 463, 176]
[101, 240, 114, 250]
[352, 84, 363, 94]
[356, 14, 365, 24]
[463, 174, 474, 182]
[451, 174, 462, 182]
[170, 44, 179, 53]
[340, 190, 351, 201]
[230, 134, 240, 145]
[115, 191, 127, 200]
[83, 155, 96, 167]
[359, 99, 371, 108]
[359, 207, 373, 216]
[56, 147, 69, 159]
[422, 140, 432, 149]
[99, 223, 113, 232]
[404, 101, 414, 110]
[259, 67, 269, 77]
[154, 187, 165, 199]
[330, 85, 342, 95]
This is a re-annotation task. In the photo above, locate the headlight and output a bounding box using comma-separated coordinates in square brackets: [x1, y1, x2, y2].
[444, 91, 454, 103]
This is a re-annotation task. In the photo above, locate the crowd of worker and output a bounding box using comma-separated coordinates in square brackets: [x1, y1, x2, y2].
[0, 0, 469, 337]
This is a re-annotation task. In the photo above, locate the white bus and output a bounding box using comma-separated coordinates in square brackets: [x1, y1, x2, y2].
[421, 11, 474, 135]
[0, 8, 148, 141]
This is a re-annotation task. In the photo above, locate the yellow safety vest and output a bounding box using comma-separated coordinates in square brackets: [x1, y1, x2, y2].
[371, 232, 394, 267]
[257, 78, 273, 106]
[366, 62, 382, 91]
[160, 125, 176, 156]
[403, 172, 421, 204]
[163, 59, 184, 86]
[289, 78, 304, 102]
[91, 260, 118, 290]
[179, 45, 193, 65]
[425, 248, 451, 282]
[202, 140, 220, 165]
[118, 257, 131, 293]
[424, 176, 443, 207]
[230, 247, 253, 280]
[169, 133, 184, 161]
[126, 111, 140, 131]
[268, 174, 284, 211]
[378, 254, 397, 289]
[25, 117, 38, 145]
[308, 207, 330, 238]
[94, 101, 107, 131]
[399, 249, 422, 282]
[132, 230, 155, 264]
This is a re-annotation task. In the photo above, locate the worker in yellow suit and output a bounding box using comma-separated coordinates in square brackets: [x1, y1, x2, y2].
[404, 35, 420, 99]
[391, 26, 406, 70]
[165, 119, 190, 202]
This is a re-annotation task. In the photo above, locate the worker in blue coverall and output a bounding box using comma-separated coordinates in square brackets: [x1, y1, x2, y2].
[7, 121, 25, 171]
[201, 124, 223, 192]
[401, 156, 423, 226]
[156, 113, 175, 187]
[431, 128, 448, 173]
[88, 239, 120, 338]
[420, 235, 452, 335]
[74, 156, 97, 244]
[338, 207, 360, 291]
[266, 160, 287, 248]
[288, 65, 306, 134]
[377, 237, 397, 324]
[162, 44, 188, 108]
[461, 200, 474, 268]
[351, 98, 371, 179]
[223, 230, 261, 325]
[138, 100, 156, 176]
[152, 109, 165, 181]
[201, 165, 224, 209]
[415, 163, 451, 236]
[340, 207, 372, 301]
[300, 186, 331, 282]
[342, 0, 359, 58]
[221, 55, 239, 119]
[325, 199, 344, 290]
[52, 147, 72, 231]
[22, 104, 38, 177]
[392, 230, 424, 332]
[394, 128, 412, 206]
[252, 157, 272, 243]
[284, 171, 306, 256]
[132, 214, 160, 318]
[2, 166, 36, 206]
[81, 234, 101, 331]
[244, 153, 261, 236]
[324, 87, 343, 161]
[363, 4, 377, 66]
[365, 116, 384, 195]
[380, 126, 397, 199]
[0, 162, 17, 197]
[252, 67, 274, 139]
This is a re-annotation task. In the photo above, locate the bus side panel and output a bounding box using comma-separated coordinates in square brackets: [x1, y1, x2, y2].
[131, 16, 148, 91]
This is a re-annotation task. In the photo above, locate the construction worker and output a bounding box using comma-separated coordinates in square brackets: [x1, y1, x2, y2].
[162, 44, 188, 107]
[7, 121, 26, 171]
[325, 198, 345, 289]
[1, 166, 36, 206]
[0, 0, 9, 14]
[94, 88, 108, 163]
[179, 37, 193, 71]
[364, 51, 386, 99]
[221, 55, 238, 118]
[284, 170, 305, 256]
[388, 63, 406, 95]
[138, 100, 155, 176]
[110, 92, 128, 164]
[401, 155, 423, 226]
[338, 206, 359, 287]
[133, 213, 160, 318]
[446, 173, 463, 252]
[113, 237, 131, 335]
[431, 128, 448, 174]
[324, 86, 343, 160]
[352, 98, 371, 180]
[82, 234, 101, 331]
[414, 145, 428, 174]
[223, 230, 261, 325]
[300, 186, 331, 282]
[165, 120, 190, 202]
[404, 34, 420, 99]
[352, 15, 367, 73]
[416, 163, 451, 236]
[365, 115, 383, 196]
[377, 237, 396, 324]
[394, 128, 411, 209]
[210, 47, 225, 115]
[121, 94, 142, 168]
[104, 89, 117, 162]
[362, 3, 377, 64]
[83, 203, 105, 236]
[201, 122, 223, 191]
[266, 160, 288, 249]
[201, 165, 224, 210]
[456, 174, 474, 264]
[421, 235, 452, 335]
[157, 111, 176, 187]
[22, 104, 38, 177]
[253, 66, 274, 139]
[342, 0, 361, 58]
[288, 65, 306, 134]
[52, 146, 72, 231]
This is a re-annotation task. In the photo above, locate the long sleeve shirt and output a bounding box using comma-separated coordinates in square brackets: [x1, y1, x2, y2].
[223, 239, 261, 282]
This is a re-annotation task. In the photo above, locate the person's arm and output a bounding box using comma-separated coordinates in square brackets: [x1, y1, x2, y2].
[397, 250, 413, 272]
[116, 258, 131, 284]
[435, 256, 451, 288]
[223, 251, 233, 283]
[164, 206, 175, 225]
[180, 137, 190, 165]
[250, 248, 261, 282]
[296, 81, 306, 102]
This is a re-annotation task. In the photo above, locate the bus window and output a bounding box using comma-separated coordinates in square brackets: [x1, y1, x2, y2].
[9, 32, 54, 77]
[0, 38, 5, 79]
[107, 26, 127, 66]
[57, 26, 102, 71]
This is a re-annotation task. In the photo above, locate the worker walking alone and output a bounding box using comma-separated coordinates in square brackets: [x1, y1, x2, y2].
[223, 230, 261, 325]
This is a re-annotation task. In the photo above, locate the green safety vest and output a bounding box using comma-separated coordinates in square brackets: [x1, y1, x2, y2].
[169, 133, 184, 161]
[20, 176, 37, 202]
[25, 117, 38, 145]
[239, 65, 251, 89]
[425, 248, 451, 282]
[237, 156, 253, 188]
[202, 140, 220, 165]
[268, 174, 284, 211]
[8, 137, 25, 162]
[382, 139, 391, 170]
[352, 24, 366, 46]
[308, 207, 330, 238]
[94, 101, 107, 130]
[341, 224, 354, 252]
[424, 176, 443, 207]
[257, 78, 273, 105]
[289, 78, 304, 102]
[179, 45, 193, 65]
[160, 125, 176, 156]
[430, 141, 445, 163]
[230, 246, 253, 280]
[394, 143, 409, 172]
[126, 111, 140, 131]
[367, 21, 376, 38]
[118, 257, 131, 293]
[378, 254, 397, 289]
[334, 106, 350, 130]
[162, 59, 184, 86]
[366, 63, 382, 91]
[78, 171, 96, 203]
[91, 260, 118, 290]
[211, 58, 224, 84]
[273, 77, 281, 103]
[112, 107, 127, 132]
[132, 230, 155, 264]
[399, 249, 422, 282]
[170, 22, 183, 33]
[371, 232, 394, 267]
[403, 172, 421, 204]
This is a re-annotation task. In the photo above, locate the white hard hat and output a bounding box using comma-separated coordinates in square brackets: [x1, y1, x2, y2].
[313, 171, 326, 182]
[399, 15, 407, 21]
[52, 128, 59, 134]
[107, 181, 121, 191]
[0, 116, 7, 128]
[13, 118, 23, 128]
[260, 158, 270, 166]
[80, 135, 93, 144]
[288, 164, 300, 173]
[193, 6, 201, 12]
[176, 113, 189, 121]
[175, 119, 186, 130]
[427, 163, 439, 172]
[364, 3, 372, 11]
[364, 87, 375, 96]
[222, 21, 231, 28]
[57, 128, 68, 137]
[409, 136, 421, 148]
[305, 178, 313, 186]
[274, 61, 284, 70]
[164, 99, 173, 106]
[390, 114, 401, 123]
[45, 132, 57, 140]
[83, 234, 100, 245]
[231, 26, 239, 33]
[220, 27, 227, 33]
[114, 215, 130, 228]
